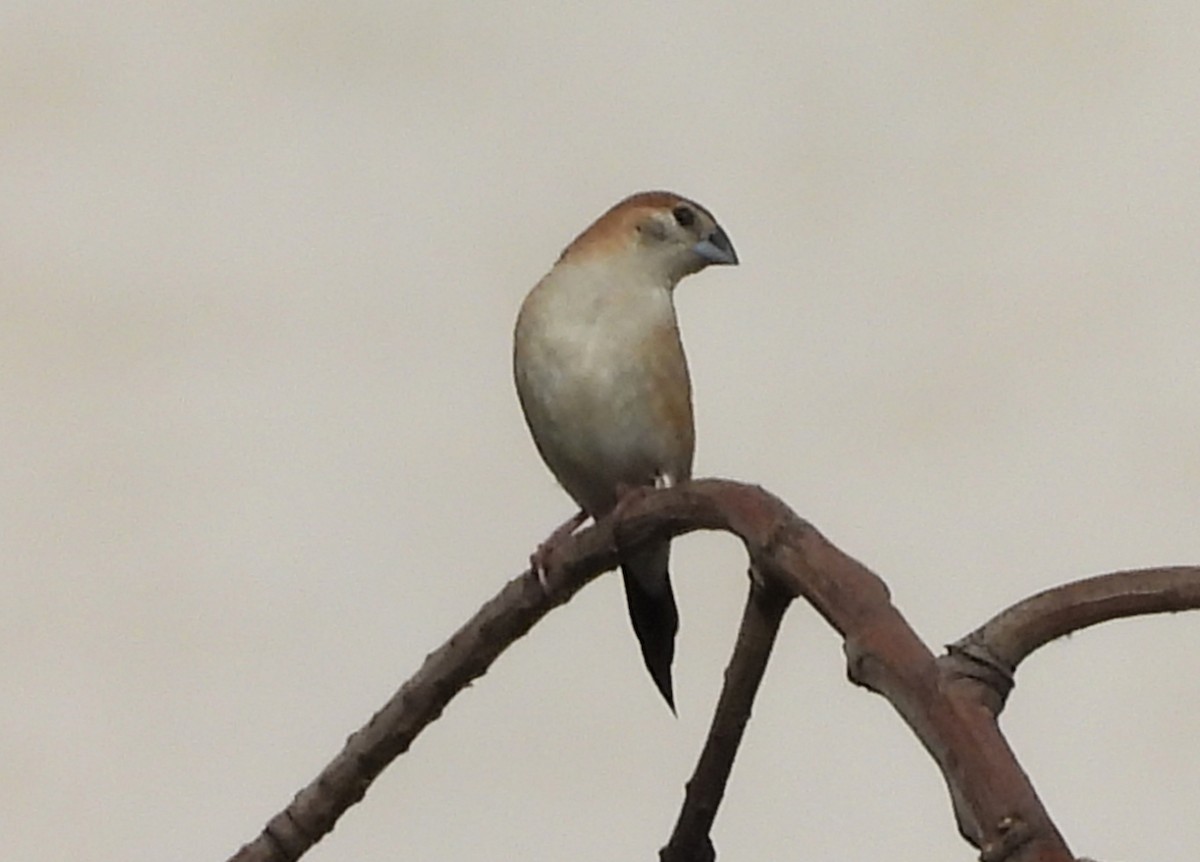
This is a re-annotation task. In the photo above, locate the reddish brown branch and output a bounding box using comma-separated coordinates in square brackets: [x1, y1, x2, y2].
[662, 579, 791, 862]
[227, 570, 576, 862]
[688, 484, 1077, 860]
[227, 479, 1196, 862]
[949, 567, 1200, 708]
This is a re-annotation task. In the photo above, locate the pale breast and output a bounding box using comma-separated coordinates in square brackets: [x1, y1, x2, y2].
[514, 269, 694, 514]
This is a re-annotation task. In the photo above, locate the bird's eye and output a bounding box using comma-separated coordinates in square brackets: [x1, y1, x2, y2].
[672, 206, 696, 228]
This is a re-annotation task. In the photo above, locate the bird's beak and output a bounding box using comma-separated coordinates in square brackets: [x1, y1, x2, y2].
[692, 225, 738, 266]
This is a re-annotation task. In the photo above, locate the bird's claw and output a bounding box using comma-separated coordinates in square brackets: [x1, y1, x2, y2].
[529, 545, 553, 593]
[529, 509, 588, 595]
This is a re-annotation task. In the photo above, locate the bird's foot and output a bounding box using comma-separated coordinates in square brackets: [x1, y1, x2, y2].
[530, 509, 588, 592]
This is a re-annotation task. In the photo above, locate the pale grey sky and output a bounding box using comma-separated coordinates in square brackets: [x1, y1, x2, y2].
[3, 4, 1198, 860]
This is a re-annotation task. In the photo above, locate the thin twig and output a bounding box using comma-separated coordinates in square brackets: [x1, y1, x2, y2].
[954, 566, 1200, 677]
[661, 579, 791, 862]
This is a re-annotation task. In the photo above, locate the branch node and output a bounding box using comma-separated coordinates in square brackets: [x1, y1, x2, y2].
[979, 815, 1033, 862]
[746, 516, 802, 599]
[944, 637, 1016, 712]
[842, 639, 873, 690]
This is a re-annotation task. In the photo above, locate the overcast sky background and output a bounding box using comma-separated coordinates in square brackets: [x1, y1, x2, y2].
[4, 3, 1199, 860]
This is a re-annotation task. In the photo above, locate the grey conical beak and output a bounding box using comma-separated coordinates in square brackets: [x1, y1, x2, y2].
[692, 225, 738, 266]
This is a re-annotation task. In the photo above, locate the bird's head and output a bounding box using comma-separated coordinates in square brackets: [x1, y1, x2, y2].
[556, 191, 738, 286]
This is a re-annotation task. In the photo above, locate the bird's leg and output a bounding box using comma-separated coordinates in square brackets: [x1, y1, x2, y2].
[530, 508, 589, 591]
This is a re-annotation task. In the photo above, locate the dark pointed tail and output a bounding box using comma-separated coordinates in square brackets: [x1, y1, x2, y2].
[620, 541, 679, 712]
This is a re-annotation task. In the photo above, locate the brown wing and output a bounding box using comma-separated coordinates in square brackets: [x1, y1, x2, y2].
[637, 316, 694, 484]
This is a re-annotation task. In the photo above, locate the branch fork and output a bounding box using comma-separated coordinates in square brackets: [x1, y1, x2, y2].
[228, 479, 1200, 862]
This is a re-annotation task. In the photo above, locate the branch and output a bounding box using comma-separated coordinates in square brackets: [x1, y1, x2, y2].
[662, 579, 791, 862]
[225, 484, 687, 862]
[949, 567, 1200, 707]
[226, 479, 1197, 862]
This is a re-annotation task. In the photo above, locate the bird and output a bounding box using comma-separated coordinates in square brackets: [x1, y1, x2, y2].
[513, 190, 738, 710]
